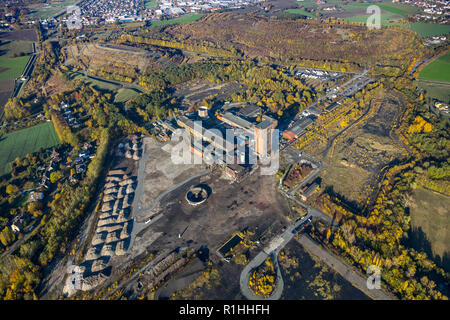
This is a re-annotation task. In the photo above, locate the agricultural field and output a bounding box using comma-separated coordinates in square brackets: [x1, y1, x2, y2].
[150, 13, 204, 27]
[0, 122, 60, 176]
[419, 52, 450, 83]
[407, 187, 450, 269]
[294, 0, 419, 27]
[0, 79, 14, 117]
[27, 0, 78, 20]
[145, 0, 158, 9]
[0, 40, 33, 58]
[0, 30, 36, 114]
[0, 56, 30, 81]
[297, 0, 417, 14]
[326, 2, 413, 27]
[340, 13, 406, 27]
[0, 36, 33, 81]
[410, 23, 450, 38]
[0, 30, 37, 42]
[419, 81, 450, 103]
[285, 9, 316, 18]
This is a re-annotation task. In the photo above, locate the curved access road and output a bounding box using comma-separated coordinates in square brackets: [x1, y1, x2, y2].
[240, 251, 284, 300]
[239, 214, 313, 300]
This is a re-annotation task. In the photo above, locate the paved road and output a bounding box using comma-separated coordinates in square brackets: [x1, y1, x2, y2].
[239, 214, 313, 300]
[289, 165, 321, 196]
[296, 234, 395, 300]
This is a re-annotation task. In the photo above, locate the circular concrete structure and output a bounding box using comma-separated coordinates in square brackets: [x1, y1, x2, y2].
[186, 185, 209, 206]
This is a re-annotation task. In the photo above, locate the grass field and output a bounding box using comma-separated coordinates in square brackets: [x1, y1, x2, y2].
[28, 0, 77, 20]
[410, 23, 450, 37]
[150, 13, 204, 27]
[297, 0, 417, 13]
[285, 9, 316, 18]
[0, 56, 30, 81]
[339, 2, 417, 15]
[145, 0, 158, 9]
[419, 81, 450, 103]
[341, 13, 405, 27]
[295, 0, 418, 27]
[114, 88, 141, 103]
[409, 187, 450, 259]
[67, 71, 121, 91]
[0, 40, 33, 58]
[0, 122, 60, 176]
[419, 52, 450, 83]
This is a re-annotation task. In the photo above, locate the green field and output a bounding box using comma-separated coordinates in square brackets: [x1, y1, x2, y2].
[0, 122, 60, 176]
[150, 13, 204, 27]
[145, 0, 158, 9]
[297, 0, 417, 14]
[410, 23, 450, 37]
[67, 71, 122, 91]
[28, 0, 77, 20]
[114, 88, 141, 103]
[294, 0, 419, 27]
[0, 56, 30, 81]
[0, 40, 33, 58]
[341, 13, 405, 26]
[285, 9, 316, 18]
[419, 52, 450, 83]
[409, 187, 450, 259]
[375, 2, 418, 15]
[339, 2, 417, 15]
[419, 81, 450, 103]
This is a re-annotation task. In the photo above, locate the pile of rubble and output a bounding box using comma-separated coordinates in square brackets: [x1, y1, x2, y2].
[64, 168, 137, 294]
[116, 135, 143, 160]
[63, 136, 144, 296]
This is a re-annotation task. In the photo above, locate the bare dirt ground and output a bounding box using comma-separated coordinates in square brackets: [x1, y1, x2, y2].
[44, 73, 75, 96]
[0, 29, 37, 41]
[64, 43, 167, 75]
[0, 79, 14, 113]
[315, 94, 407, 207]
[102, 136, 291, 299]
[131, 137, 289, 255]
[280, 239, 371, 300]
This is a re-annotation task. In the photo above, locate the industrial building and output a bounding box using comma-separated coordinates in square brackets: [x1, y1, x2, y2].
[300, 183, 319, 201]
[236, 104, 261, 121]
[177, 116, 235, 153]
[254, 115, 278, 156]
[305, 106, 322, 117]
[217, 112, 254, 133]
[282, 116, 313, 141]
[225, 164, 248, 181]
